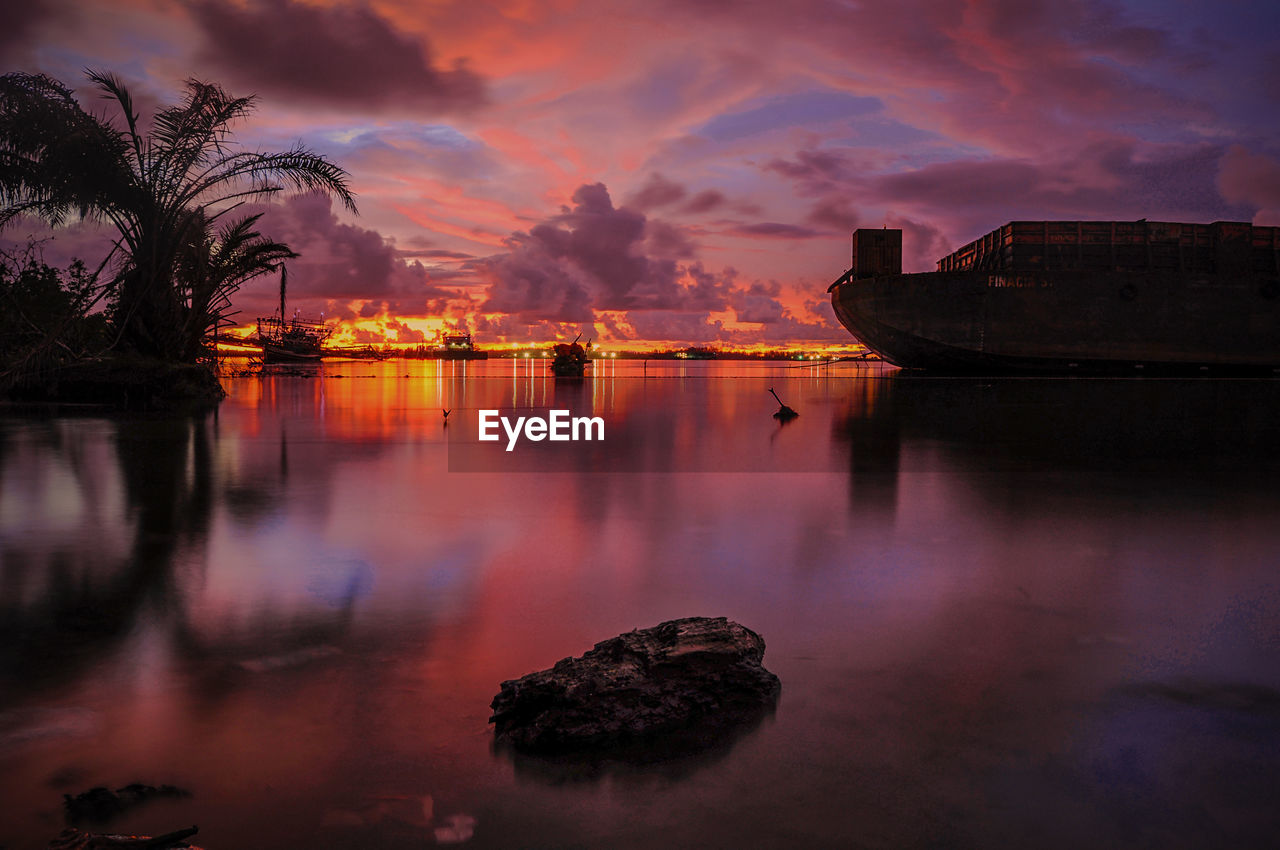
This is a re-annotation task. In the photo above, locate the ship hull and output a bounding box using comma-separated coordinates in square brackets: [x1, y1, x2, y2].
[831, 270, 1280, 374]
[261, 342, 323, 362]
[431, 350, 488, 360]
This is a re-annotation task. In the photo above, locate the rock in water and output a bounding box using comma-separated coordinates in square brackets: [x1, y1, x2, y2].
[489, 617, 781, 752]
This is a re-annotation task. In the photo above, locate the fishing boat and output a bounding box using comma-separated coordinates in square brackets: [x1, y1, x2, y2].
[253, 265, 334, 362]
[550, 338, 590, 376]
[255, 314, 333, 362]
[828, 221, 1280, 373]
[432, 332, 488, 360]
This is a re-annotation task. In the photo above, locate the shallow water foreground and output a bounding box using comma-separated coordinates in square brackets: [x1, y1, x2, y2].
[2, 359, 1279, 848]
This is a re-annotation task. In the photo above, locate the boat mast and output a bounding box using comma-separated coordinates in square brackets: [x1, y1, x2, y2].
[279, 265, 288, 324]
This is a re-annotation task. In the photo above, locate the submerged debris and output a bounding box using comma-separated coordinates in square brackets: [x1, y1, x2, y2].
[489, 616, 780, 753]
[768, 387, 798, 420]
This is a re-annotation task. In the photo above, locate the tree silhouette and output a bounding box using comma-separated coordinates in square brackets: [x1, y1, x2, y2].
[0, 70, 356, 361]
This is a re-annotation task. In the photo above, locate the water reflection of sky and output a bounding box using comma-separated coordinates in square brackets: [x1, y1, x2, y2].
[1, 361, 1278, 848]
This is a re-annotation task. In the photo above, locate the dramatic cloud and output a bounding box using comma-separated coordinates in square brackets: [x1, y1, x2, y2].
[480, 183, 685, 320]
[237, 193, 454, 317]
[477, 183, 845, 342]
[623, 310, 727, 344]
[472, 314, 590, 343]
[752, 312, 845, 342]
[643, 220, 698, 259]
[384, 318, 426, 343]
[188, 0, 485, 112]
[732, 281, 787, 325]
[673, 262, 735, 312]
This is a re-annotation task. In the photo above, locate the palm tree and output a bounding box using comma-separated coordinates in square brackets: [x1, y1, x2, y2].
[174, 211, 298, 361]
[0, 70, 356, 361]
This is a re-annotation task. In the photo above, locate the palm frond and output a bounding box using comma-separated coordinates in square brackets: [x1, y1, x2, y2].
[182, 145, 357, 214]
[0, 71, 131, 230]
[151, 79, 259, 204]
[85, 69, 145, 175]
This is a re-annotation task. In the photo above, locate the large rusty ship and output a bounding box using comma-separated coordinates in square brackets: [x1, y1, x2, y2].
[829, 220, 1280, 373]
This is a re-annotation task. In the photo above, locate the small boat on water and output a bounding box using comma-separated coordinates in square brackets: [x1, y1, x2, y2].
[433, 332, 488, 360]
[255, 314, 333, 362]
[253, 265, 334, 362]
[829, 220, 1280, 373]
[550, 338, 590, 376]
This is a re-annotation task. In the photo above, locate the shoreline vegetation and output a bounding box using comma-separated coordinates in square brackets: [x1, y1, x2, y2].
[4, 356, 226, 408]
[0, 69, 355, 408]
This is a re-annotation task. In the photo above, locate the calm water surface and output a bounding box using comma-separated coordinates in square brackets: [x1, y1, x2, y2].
[2, 360, 1279, 848]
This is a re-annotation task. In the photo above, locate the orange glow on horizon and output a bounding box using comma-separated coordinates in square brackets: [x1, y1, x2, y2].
[223, 309, 859, 353]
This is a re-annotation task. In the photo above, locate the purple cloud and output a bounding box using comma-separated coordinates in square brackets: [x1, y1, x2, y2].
[732, 282, 786, 324]
[871, 141, 1252, 224]
[476, 183, 846, 341]
[806, 199, 860, 232]
[765, 150, 857, 186]
[885, 215, 953, 274]
[188, 0, 485, 112]
[681, 190, 726, 214]
[727, 222, 824, 239]
[626, 173, 688, 210]
[480, 183, 686, 319]
[233, 193, 452, 317]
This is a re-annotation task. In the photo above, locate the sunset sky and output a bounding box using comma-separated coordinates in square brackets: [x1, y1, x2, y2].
[4, 0, 1279, 347]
